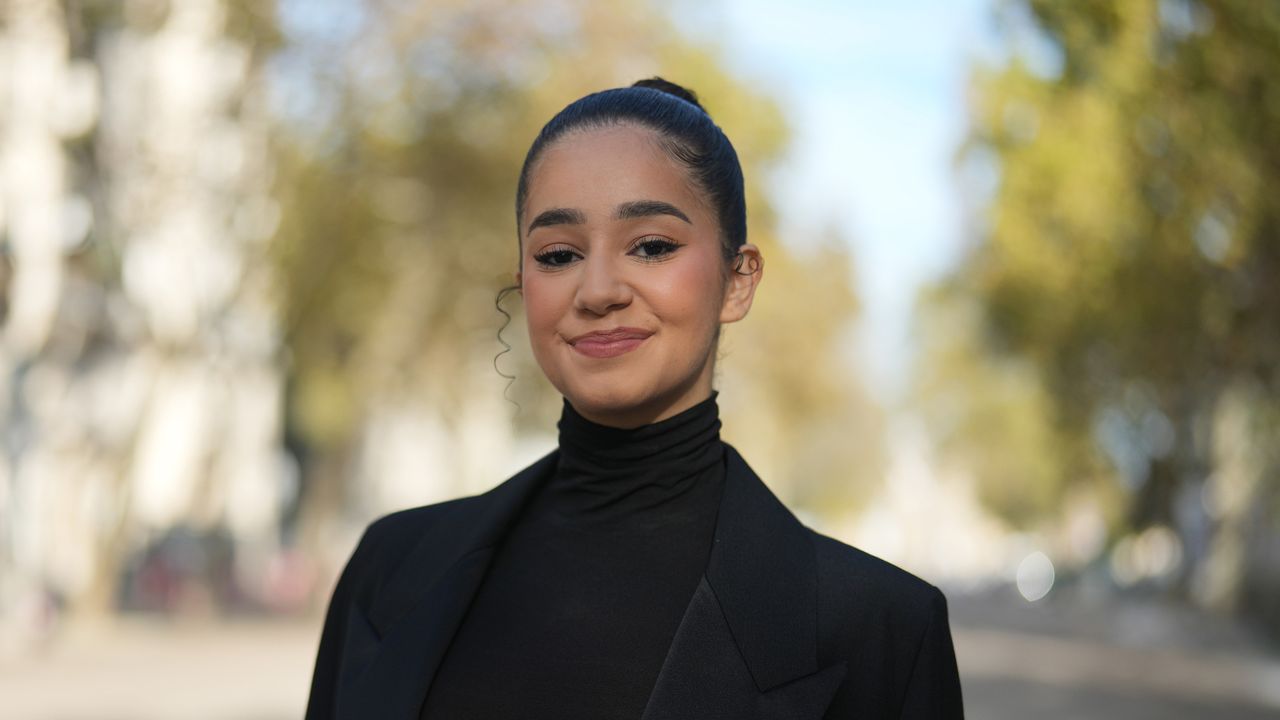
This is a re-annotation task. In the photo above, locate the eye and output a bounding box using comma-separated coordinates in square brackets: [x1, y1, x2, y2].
[532, 246, 581, 268]
[630, 237, 682, 261]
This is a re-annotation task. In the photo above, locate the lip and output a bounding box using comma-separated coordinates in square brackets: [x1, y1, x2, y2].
[568, 327, 653, 359]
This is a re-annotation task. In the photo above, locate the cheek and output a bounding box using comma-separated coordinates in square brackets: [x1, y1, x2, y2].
[522, 277, 564, 332]
[647, 254, 725, 328]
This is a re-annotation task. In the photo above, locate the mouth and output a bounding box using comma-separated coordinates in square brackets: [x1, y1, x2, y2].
[567, 328, 653, 359]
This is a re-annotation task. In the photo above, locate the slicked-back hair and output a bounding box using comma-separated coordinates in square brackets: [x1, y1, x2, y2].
[514, 78, 747, 270]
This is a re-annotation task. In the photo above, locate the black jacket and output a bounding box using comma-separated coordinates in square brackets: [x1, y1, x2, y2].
[304, 442, 965, 719]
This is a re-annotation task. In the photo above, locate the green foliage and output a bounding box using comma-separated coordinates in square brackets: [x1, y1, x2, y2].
[918, 0, 1280, 536]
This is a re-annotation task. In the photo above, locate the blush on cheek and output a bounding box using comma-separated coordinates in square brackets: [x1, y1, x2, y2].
[521, 280, 561, 329]
[651, 250, 725, 319]
[521, 280, 574, 387]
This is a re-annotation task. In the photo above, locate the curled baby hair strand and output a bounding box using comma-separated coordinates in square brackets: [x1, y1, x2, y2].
[493, 282, 521, 411]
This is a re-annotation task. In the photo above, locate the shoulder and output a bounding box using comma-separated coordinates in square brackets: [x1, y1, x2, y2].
[341, 448, 558, 584]
[338, 494, 484, 586]
[724, 442, 948, 641]
[809, 529, 946, 619]
[806, 529, 959, 715]
[806, 528, 949, 660]
[359, 490, 485, 548]
[361, 496, 475, 549]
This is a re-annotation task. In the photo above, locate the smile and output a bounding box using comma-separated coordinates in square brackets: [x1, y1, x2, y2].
[570, 335, 649, 359]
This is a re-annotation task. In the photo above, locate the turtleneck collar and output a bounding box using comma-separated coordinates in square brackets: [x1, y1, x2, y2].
[543, 390, 726, 526]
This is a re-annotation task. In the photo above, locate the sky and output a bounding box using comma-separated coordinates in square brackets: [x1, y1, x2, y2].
[677, 0, 1001, 406]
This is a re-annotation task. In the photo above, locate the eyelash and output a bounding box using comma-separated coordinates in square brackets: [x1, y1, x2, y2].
[532, 237, 682, 268]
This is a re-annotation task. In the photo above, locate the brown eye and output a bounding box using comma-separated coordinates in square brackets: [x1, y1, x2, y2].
[533, 248, 580, 267]
[630, 238, 681, 260]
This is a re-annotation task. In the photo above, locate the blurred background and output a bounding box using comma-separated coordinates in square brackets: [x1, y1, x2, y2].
[1, 0, 1278, 717]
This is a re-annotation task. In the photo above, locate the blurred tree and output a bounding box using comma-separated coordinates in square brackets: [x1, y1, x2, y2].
[917, 0, 1279, 621]
[0, 0, 286, 629]
[269, 0, 883, 548]
[0, 0, 878, 632]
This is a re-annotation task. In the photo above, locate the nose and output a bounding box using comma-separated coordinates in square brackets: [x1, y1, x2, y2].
[573, 252, 632, 316]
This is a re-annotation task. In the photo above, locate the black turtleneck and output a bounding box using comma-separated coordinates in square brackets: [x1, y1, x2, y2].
[418, 391, 727, 720]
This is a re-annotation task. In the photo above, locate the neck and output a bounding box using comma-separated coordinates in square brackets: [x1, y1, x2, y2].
[550, 389, 725, 524]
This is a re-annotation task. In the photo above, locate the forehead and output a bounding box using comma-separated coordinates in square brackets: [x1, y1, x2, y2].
[523, 124, 708, 224]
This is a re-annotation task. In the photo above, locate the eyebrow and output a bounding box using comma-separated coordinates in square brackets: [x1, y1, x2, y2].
[526, 207, 587, 235]
[614, 200, 692, 225]
[525, 199, 692, 235]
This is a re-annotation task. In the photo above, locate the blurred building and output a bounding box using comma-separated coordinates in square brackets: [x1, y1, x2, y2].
[0, 0, 287, 654]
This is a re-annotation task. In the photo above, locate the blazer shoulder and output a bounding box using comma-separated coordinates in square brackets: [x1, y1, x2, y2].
[808, 531, 961, 717]
[359, 448, 558, 559]
[332, 494, 479, 589]
[808, 529, 947, 631]
[363, 496, 472, 545]
[344, 448, 559, 594]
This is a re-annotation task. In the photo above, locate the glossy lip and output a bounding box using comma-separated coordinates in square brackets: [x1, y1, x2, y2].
[567, 327, 653, 359]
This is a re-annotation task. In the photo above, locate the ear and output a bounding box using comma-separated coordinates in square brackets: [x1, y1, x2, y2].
[515, 270, 523, 294]
[719, 244, 763, 324]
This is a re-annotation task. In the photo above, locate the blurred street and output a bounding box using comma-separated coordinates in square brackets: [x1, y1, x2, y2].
[3, 586, 1278, 719]
[951, 585, 1280, 719]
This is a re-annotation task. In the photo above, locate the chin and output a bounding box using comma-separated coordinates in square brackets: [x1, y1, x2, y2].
[562, 377, 674, 424]
[565, 382, 649, 413]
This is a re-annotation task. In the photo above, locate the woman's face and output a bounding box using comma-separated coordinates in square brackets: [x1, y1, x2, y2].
[516, 124, 761, 428]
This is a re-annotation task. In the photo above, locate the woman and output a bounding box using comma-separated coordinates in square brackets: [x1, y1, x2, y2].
[305, 78, 964, 720]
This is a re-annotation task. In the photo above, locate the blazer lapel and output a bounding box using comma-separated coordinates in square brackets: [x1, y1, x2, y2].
[641, 443, 848, 719]
[336, 449, 560, 720]
[335, 441, 845, 720]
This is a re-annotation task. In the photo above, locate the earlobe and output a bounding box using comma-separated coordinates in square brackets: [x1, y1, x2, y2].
[719, 245, 763, 324]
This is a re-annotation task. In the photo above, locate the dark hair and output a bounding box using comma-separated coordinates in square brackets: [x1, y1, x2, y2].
[514, 77, 749, 270]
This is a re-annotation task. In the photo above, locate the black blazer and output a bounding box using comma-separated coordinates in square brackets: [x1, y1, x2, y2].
[305, 442, 964, 719]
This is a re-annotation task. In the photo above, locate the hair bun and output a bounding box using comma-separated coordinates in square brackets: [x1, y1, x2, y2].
[631, 77, 705, 112]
